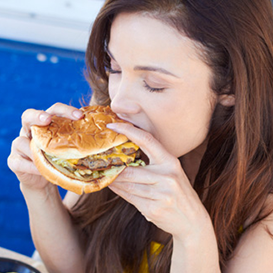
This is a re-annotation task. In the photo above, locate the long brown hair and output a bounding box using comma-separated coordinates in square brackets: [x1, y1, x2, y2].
[71, 0, 273, 271]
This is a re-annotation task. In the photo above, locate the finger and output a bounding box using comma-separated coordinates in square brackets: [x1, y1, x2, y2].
[115, 166, 158, 184]
[46, 103, 83, 119]
[112, 166, 178, 200]
[109, 181, 158, 200]
[11, 136, 33, 160]
[21, 104, 83, 138]
[21, 109, 52, 138]
[109, 183, 151, 204]
[8, 153, 40, 176]
[20, 127, 31, 138]
[107, 123, 173, 165]
[108, 185, 154, 222]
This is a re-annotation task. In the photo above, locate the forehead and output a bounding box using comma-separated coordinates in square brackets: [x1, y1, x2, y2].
[108, 13, 203, 76]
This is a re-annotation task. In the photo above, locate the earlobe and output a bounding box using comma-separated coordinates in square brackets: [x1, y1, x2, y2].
[218, 94, 235, 107]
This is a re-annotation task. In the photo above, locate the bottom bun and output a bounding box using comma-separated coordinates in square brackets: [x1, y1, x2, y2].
[30, 140, 126, 195]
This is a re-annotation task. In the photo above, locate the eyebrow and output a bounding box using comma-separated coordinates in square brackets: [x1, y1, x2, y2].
[134, 65, 179, 78]
[106, 47, 179, 78]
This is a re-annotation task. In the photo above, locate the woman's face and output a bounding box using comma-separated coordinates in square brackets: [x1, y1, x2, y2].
[108, 13, 216, 158]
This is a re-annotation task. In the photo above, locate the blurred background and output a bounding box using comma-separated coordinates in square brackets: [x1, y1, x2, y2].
[0, 0, 104, 257]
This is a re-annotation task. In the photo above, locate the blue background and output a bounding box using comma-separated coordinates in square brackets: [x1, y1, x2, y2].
[0, 39, 91, 256]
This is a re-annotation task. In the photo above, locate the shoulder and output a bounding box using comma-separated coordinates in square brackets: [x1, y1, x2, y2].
[224, 195, 273, 272]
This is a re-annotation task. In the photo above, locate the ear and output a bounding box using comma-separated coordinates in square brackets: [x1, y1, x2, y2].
[218, 94, 235, 107]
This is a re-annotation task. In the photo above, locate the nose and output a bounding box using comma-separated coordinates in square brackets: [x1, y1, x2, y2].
[110, 79, 141, 117]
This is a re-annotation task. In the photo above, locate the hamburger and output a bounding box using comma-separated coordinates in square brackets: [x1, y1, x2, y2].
[30, 105, 145, 194]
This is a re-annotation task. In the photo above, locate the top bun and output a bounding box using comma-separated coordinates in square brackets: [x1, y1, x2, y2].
[31, 105, 129, 159]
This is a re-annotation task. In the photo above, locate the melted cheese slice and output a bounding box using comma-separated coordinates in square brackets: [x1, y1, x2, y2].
[67, 141, 139, 166]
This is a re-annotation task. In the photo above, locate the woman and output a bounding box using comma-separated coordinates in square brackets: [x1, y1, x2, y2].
[8, 0, 273, 272]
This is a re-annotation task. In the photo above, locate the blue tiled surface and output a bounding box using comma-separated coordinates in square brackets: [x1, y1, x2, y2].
[0, 39, 91, 256]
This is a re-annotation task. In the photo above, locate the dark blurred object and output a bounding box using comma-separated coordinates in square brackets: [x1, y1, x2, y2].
[0, 257, 41, 273]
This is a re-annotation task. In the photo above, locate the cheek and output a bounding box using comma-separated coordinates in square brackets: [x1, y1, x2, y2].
[150, 97, 215, 157]
[108, 77, 118, 100]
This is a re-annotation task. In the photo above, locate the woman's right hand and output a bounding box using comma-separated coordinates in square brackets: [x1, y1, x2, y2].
[7, 103, 84, 191]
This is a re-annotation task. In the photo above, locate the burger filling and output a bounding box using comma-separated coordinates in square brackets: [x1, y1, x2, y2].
[44, 142, 145, 181]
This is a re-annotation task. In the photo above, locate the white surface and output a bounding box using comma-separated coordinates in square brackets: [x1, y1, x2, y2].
[0, 0, 104, 51]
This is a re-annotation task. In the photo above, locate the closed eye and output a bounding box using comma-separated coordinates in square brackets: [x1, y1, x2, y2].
[143, 81, 165, 92]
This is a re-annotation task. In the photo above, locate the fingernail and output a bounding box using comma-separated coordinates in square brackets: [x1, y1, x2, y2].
[106, 123, 117, 129]
[39, 113, 50, 122]
[72, 110, 83, 119]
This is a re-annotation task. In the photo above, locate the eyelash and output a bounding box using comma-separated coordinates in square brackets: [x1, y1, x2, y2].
[106, 66, 165, 93]
[143, 81, 165, 92]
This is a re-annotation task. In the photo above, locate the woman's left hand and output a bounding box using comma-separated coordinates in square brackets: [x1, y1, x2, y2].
[107, 122, 211, 239]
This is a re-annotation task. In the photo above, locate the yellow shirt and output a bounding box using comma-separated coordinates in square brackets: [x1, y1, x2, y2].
[138, 241, 163, 273]
[124, 241, 163, 273]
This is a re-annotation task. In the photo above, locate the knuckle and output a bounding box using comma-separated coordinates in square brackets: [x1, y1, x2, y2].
[168, 157, 182, 171]
[12, 136, 26, 149]
[140, 131, 154, 146]
[159, 176, 177, 205]
[46, 103, 78, 118]
[125, 182, 135, 193]
[19, 127, 30, 138]
[52, 102, 62, 109]
[163, 173, 178, 189]
[11, 137, 21, 149]
[46, 102, 63, 113]
[164, 194, 175, 207]
[7, 154, 21, 172]
[159, 184, 176, 207]
[122, 123, 132, 130]
[21, 108, 36, 123]
[122, 167, 135, 180]
[115, 122, 132, 132]
[148, 203, 161, 219]
[7, 155, 13, 170]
